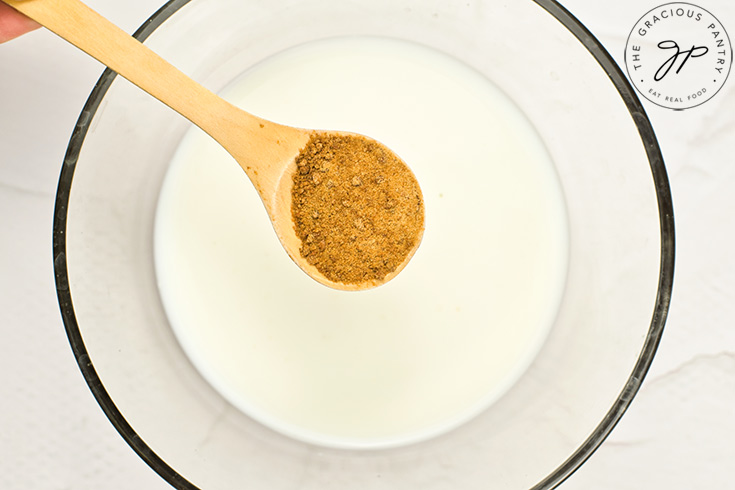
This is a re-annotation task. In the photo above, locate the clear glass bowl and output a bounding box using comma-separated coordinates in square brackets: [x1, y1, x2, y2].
[53, 0, 674, 489]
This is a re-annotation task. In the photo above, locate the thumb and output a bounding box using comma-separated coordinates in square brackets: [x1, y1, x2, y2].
[0, 3, 41, 43]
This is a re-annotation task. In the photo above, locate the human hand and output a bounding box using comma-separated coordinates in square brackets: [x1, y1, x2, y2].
[0, 3, 40, 42]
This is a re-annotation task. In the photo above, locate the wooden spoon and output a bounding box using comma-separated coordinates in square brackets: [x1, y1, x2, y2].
[5, 0, 424, 291]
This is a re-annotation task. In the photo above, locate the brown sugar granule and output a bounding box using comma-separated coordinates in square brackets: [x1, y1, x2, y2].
[291, 133, 424, 285]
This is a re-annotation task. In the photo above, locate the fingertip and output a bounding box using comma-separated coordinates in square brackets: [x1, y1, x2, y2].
[0, 3, 41, 43]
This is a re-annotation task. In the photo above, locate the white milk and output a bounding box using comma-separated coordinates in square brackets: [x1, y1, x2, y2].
[154, 36, 569, 449]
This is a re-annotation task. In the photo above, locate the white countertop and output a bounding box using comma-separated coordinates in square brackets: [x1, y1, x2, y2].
[1, 1, 733, 488]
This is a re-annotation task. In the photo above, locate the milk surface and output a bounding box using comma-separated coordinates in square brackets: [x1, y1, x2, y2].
[154, 36, 569, 449]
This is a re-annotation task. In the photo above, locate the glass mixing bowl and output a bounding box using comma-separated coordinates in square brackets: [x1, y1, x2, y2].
[53, 0, 674, 488]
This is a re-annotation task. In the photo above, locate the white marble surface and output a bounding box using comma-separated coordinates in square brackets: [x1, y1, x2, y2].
[1, 0, 733, 488]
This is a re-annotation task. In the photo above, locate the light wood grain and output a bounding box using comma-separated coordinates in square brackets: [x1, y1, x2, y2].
[4, 0, 422, 290]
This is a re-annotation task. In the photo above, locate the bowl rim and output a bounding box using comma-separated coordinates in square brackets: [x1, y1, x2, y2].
[52, 1, 674, 489]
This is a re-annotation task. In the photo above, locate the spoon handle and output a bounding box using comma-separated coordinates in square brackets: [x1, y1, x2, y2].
[3, 0, 262, 147]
